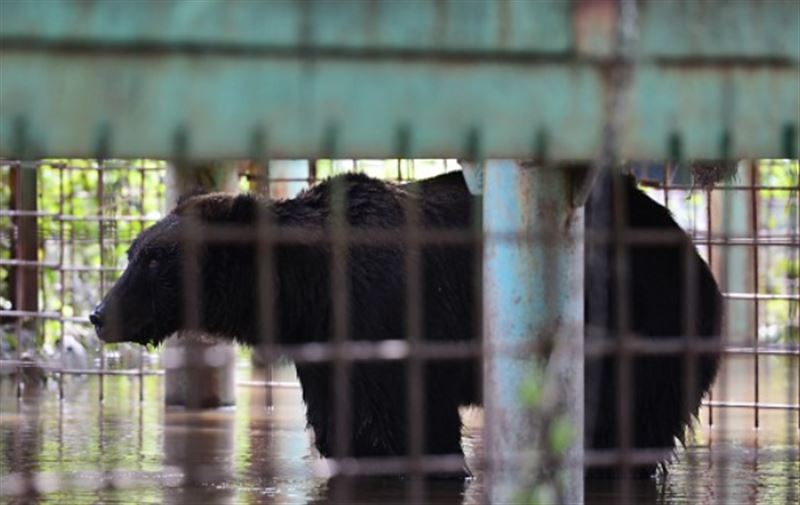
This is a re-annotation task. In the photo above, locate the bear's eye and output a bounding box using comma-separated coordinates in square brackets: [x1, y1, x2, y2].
[148, 258, 159, 270]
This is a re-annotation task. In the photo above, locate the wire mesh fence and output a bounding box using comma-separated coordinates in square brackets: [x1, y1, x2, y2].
[0, 158, 797, 503]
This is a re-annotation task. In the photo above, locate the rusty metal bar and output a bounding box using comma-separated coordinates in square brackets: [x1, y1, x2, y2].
[11, 161, 37, 323]
[794, 187, 799, 453]
[715, 166, 738, 504]
[639, 182, 800, 191]
[328, 165, 353, 503]
[611, 172, 634, 498]
[706, 186, 715, 426]
[404, 162, 425, 500]
[781, 165, 798, 505]
[0, 335, 793, 373]
[750, 162, 761, 429]
[138, 160, 145, 403]
[254, 159, 277, 412]
[683, 182, 700, 503]
[58, 160, 65, 400]
[702, 400, 799, 411]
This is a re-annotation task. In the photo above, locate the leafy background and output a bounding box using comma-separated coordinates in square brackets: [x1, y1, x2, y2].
[0, 159, 796, 365]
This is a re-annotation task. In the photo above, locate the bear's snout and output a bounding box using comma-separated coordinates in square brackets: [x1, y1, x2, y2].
[90, 302, 117, 342]
[89, 303, 105, 329]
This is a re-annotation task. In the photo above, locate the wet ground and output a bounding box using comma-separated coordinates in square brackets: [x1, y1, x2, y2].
[0, 363, 797, 504]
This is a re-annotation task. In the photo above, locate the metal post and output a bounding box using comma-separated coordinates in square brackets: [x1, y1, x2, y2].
[246, 160, 310, 411]
[482, 161, 584, 504]
[163, 162, 239, 408]
[11, 162, 37, 400]
[11, 162, 37, 323]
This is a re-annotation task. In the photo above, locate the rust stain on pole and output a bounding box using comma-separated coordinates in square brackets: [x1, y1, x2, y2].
[573, 0, 617, 57]
[11, 163, 38, 323]
[483, 161, 584, 503]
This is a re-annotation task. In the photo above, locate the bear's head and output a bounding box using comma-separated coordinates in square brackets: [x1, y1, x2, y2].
[90, 193, 257, 345]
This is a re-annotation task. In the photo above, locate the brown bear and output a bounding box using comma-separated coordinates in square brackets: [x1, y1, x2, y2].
[91, 170, 722, 479]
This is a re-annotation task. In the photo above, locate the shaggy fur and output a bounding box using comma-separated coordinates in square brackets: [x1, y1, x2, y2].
[92, 170, 721, 479]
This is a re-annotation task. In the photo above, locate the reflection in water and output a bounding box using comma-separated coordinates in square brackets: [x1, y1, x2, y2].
[1, 395, 44, 501]
[0, 362, 797, 504]
[308, 476, 471, 505]
[162, 410, 236, 505]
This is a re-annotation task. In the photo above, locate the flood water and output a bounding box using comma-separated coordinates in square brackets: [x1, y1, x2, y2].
[1, 363, 797, 504]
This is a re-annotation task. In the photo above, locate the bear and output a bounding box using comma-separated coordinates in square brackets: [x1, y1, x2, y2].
[90, 169, 722, 479]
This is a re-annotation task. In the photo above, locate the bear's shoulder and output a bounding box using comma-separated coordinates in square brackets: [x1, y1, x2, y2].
[292, 173, 404, 211]
[301, 172, 400, 199]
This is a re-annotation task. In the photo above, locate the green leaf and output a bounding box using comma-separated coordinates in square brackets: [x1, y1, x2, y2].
[549, 416, 574, 454]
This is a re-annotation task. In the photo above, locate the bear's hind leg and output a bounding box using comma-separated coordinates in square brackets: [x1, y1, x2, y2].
[297, 362, 468, 479]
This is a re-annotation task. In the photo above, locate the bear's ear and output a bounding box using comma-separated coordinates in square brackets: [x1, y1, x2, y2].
[173, 193, 231, 221]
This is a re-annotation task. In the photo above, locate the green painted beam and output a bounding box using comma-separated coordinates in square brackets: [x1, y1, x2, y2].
[623, 66, 799, 159]
[4, 0, 797, 58]
[0, 53, 605, 159]
[1, 0, 798, 159]
[639, 0, 800, 59]
[0, 0, 572, 52]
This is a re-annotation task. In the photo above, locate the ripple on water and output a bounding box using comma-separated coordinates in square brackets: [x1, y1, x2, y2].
[0, 372, 797, 504]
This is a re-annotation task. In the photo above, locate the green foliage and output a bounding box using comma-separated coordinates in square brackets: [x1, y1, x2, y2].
[518, 367, 545, 408]
[758, 160, 799, 344]
[548, 415, 573, 454]
[0, 166, 11, 311]
[525, 483, 557, 505]
[515, 362, 578, 503]
[1, 160, 167, 353]
[759, 159, 799, 196]
[3, 159, 457, 355]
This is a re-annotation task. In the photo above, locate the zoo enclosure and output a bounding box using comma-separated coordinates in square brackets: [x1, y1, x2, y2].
[1, 0, 799, 503]
[1, 158, 797, 498]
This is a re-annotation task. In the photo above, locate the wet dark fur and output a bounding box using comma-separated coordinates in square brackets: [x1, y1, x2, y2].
[94, 171, 721, 479]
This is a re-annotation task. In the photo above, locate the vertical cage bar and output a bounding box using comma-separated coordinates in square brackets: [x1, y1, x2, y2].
[330, 177, 351, 452]
[404, 165, 424, 499]
[309, 160, 318, 186]
[138, 161, 145, 403]
[750, 162, 760, 429]
[483, 161, 584, 503]
[682, 187, 700, 504]
[12, 161, 37, 399]
[705, 187, 714, 427]
[11, 163, 23, 402]
[165, 162, 238, 408]
[329, 173, 352, 503]
[58, 162, 66, 400]
[255, 160, 277, 412]
[97, 161, 106, 403]
[266, 163, 276, 408]
[611, 173, 633, 500]
[715, 165, 738, 505]
[789, 163, 799, 505]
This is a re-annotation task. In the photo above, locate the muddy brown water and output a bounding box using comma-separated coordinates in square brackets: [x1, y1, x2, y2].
[1, 363, 797, 504]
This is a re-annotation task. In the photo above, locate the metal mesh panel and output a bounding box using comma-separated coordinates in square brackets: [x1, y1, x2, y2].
[0, 158, 797, 503]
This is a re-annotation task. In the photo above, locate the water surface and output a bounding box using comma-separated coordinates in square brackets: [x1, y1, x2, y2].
[1, 364, 797, 504]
